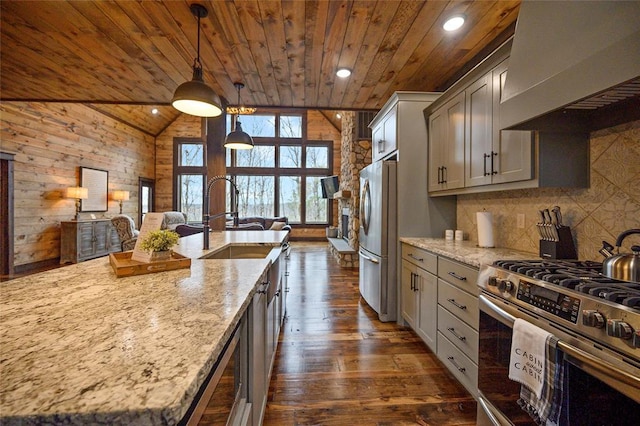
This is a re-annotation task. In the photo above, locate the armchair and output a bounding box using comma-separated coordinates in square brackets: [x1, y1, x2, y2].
[110, 215, 139, 251]
[161, 211, 204, 237]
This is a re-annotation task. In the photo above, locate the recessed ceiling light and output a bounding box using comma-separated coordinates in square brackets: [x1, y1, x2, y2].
[151, 108, 159, 115]
[443, 14, 465, 32]
[336, 113, 342, 119]
[336, 68, 352, 78]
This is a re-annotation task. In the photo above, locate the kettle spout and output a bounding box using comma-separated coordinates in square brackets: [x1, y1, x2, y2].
[599, 240, 615, 258]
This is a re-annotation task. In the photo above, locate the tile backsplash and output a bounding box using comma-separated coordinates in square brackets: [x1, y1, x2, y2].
[457, 120, 640, 261]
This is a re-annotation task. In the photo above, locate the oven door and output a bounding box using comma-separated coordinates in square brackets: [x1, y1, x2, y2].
[478, 292, 640, 426]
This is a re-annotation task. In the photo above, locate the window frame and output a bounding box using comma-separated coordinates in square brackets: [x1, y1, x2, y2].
[173, 137, 207, 224]
[226, 111, 334, 226]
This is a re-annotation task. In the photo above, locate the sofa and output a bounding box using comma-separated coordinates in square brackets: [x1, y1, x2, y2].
[226, 216, 291, 232]
[161, 211, 205, 237]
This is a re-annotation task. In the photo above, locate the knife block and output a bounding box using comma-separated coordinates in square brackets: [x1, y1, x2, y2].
[539, 226, 577, 260]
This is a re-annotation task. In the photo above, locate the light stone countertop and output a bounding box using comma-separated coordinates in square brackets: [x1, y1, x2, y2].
[0, 230, 288, 425]
[400, 237, 536, 269]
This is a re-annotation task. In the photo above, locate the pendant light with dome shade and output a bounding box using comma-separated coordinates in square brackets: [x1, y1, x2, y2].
[171, 4, 222, 117]
[224, 82, 255, 150]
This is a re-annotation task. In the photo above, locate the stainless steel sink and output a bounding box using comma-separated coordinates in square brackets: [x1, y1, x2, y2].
[203, 245, 278, 260]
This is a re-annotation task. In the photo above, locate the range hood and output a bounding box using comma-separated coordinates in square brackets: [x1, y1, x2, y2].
[500, 1, 640, 132]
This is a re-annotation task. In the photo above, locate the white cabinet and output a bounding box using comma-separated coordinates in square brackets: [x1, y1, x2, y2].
[250, 280, 268, 423]
[427, 40, 587, 196]
[401, 244, 438, 352]
[436, 257, 479, 398]
[465, 60, 533, 187]
[371, 105, 397, 162]
[428, 91, 465, 192]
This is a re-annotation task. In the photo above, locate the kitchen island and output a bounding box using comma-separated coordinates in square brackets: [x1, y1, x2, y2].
[0, 230, 288, 425]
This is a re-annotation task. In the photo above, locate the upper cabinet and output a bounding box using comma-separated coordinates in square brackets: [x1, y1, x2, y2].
[427, 92, 465, 192]
[426, 40, 587, 196]
[369, 91, 440, 163]
[465, 60, 534, 188]
[371, 106, 397, 162]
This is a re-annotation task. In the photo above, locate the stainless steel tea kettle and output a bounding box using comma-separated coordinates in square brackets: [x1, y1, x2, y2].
[600, 229, 640, 283]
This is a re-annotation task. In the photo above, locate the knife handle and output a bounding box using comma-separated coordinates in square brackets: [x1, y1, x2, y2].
[552, 206, 562, 226]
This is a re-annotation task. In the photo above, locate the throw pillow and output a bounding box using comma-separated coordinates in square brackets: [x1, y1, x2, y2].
[269, 221, 286, 230]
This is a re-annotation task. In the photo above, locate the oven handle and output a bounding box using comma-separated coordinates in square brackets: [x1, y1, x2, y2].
[479, 294, 640, 393]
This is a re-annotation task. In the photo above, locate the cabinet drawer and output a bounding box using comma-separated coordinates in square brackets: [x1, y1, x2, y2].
[438, 257, 479, 294]
[438, 280, 479, 329]
[437, 331, 478, 398]
[401, 244, 437, 274]
[437, 306, 478, 363]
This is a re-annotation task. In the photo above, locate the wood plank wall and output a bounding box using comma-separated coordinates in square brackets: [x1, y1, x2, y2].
[0, 102, 155, 269]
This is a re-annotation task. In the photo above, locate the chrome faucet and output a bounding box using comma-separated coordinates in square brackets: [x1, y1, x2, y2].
[203, 175, 240, 249]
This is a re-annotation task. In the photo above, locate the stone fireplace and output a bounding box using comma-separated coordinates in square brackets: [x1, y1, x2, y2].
[327, 111, 372, 268]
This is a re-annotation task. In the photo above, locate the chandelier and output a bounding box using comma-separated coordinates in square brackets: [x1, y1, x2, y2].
[225, 82, 256, 115]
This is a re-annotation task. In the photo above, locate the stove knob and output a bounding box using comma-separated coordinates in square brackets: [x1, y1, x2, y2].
[633, 330, 640, 348]
[488, 276, 499, 287]
[582, 310, 605, 328]
[497, 279, 514, 293]
[606, 319, 633, 340]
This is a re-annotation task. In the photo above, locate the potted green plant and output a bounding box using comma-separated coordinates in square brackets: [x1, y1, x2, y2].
[140, 229, 180, 261]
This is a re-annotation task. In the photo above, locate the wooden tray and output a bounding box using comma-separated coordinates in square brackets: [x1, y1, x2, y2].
[109, 251, 191, 278]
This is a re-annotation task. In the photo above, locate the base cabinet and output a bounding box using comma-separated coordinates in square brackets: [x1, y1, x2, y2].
[60, 220, 120, 264]
[436, 257, 479, 398]
[401, 244, 438, 352]
[401, 243, 480, 398]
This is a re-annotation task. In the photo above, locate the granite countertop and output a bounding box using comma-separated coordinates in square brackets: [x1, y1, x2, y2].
[0, 230, 288, 425]
[400, 237, 536, 269]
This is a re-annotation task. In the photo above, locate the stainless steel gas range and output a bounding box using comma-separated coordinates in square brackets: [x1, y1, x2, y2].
[476, 259, 640, 425]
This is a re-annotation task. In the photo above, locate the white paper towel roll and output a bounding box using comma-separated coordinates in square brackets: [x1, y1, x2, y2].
[477, 211, 495, 248]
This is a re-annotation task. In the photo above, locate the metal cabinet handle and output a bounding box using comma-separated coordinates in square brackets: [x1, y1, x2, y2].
[408, 253, 424, 262]
[275, 289, 281, 297]
[442, 166, 447, 183]
[483, 153, 490, 176]
[447, 298, 467, 310]
[437, 166, 442, 184]
[448, 271, 467, 281]
[447, 327, 466, 341]
[378, 139, 385, 153]
[491, 151, 498, 175]
[447, 356, 466, 373]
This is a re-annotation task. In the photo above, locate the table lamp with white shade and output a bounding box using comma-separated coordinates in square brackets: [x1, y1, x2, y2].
[65, 187, 88, 220]
[112, 190, 130, 214]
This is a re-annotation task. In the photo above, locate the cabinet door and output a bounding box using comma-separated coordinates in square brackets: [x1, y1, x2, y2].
[416, 268, 437, 352]
[372, 107, 397, 162]
[465, 74, 493, 187]
[108, 223, 121, 252]
[93, 221, 110, 256]
[443, 92, 465, 190]
[77, 222, 95, 260]
[428, 108, 446, 192]
[491, 60, 533, 184]
[251, 286, 268, 423]
[400, 261, 417, 328]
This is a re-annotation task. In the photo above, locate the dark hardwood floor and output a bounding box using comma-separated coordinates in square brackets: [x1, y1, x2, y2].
[263, 243, 476, 425]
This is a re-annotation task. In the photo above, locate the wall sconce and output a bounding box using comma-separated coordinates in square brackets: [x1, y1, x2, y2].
[65, 186, 88, 221]
[112, 190, 130, 214]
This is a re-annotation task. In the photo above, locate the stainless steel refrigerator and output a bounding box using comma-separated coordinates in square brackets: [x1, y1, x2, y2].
[358, 160, 397, 322]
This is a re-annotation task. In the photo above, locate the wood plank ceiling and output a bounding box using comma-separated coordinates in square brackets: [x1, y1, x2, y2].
[0, 0, 520, 136]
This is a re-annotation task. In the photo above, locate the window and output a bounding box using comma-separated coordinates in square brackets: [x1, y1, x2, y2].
[226, 111, 333, 225]
[173, 138, 206, 223]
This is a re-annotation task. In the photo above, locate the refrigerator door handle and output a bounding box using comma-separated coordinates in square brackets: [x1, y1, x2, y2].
[360, 179, 371, 235]
[359, 250, 379, 264]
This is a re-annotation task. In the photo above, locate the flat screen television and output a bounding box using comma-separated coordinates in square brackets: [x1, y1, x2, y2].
[320, 175, 339, 199]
